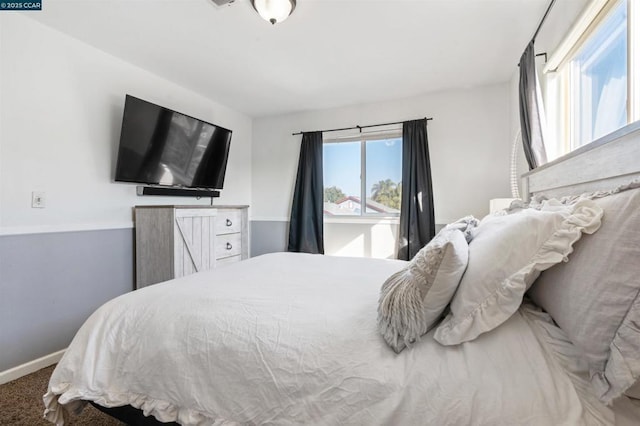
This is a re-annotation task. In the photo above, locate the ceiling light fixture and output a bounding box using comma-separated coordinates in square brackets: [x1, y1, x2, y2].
[250, 0, 296, 25]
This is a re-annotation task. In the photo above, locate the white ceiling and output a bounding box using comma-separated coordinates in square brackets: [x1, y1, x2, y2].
[27, 0, 587, 118]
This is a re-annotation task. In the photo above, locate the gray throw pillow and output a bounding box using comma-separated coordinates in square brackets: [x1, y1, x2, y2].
[528, 184, 640, 404]
[378, 228, 469, 353]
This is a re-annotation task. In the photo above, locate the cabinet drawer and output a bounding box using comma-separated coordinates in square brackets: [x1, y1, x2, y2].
[215, 210, 242, 235]
[216, 233, 242, 259]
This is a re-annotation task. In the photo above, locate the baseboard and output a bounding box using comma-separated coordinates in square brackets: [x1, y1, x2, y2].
[0, 349, 66, 385]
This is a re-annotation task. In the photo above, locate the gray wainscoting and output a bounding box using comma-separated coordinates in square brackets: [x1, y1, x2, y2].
[250, 220, 289, 257]
[0, 228, 134, 372]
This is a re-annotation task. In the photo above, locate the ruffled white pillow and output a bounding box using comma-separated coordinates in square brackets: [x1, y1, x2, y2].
[378, 228, 470, 353]
[434, 199, 603, 346]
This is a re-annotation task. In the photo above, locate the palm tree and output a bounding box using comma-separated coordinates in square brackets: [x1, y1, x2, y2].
[371, 179, 401, 210]
[371, 179, 396, 199]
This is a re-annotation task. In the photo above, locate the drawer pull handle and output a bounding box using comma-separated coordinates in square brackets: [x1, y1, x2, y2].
[226, 242, 233, 250]
[226, 219, 233, 227]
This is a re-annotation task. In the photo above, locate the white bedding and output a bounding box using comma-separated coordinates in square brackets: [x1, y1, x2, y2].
[44, 253, 614, 425]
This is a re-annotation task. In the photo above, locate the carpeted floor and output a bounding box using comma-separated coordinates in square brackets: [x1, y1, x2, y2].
[0, 365, 123, 425]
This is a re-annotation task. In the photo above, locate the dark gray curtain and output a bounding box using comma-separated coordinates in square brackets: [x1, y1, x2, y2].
[396, 119, 435, 260]
[287, 131, 324, 254]
[519, 40, 548, 170]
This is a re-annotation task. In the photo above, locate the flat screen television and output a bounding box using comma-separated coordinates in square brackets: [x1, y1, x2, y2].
[115, 95, 232, 190]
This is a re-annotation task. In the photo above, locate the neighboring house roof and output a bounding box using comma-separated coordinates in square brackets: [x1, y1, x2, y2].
[324, 196, 400, 216]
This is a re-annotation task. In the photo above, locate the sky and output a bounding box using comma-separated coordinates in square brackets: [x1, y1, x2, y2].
[575, 0, 627, 145]
[323, 137, 402, 197]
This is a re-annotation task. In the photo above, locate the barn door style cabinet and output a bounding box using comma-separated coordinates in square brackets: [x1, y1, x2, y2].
[134, 205, 249, 289]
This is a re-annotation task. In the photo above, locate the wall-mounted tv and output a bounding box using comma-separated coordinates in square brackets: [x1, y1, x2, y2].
[115, 95, 232, 190]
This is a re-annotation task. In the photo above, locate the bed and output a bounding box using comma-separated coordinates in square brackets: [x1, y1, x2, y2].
[44, 125, 640, 425]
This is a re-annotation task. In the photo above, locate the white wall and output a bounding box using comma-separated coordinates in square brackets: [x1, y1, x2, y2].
[324, 220, 399, 259]
[252, 84, 511, 257]
[0, 14, 253, 372]
[0, 15, 252, 234]
[253, 84, 511, 222]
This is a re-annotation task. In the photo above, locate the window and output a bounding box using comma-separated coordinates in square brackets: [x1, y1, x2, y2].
[544, 0, 639, 158]
[572, 0, 627, 147]
[323, 133, 402, 217]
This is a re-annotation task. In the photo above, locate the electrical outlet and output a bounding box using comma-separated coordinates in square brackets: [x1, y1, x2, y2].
[31, 191, 46, 208]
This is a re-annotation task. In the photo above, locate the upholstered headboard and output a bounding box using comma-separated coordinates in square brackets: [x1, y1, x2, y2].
[523, 123, 640, 406]
[522, 122, 640, 200]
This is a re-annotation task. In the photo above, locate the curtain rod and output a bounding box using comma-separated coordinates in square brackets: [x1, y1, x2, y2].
[516, 0, 555, 67]
[291, 117, 433, 136]
[517, 52, 548, 67]
[532, 0, 556, 41]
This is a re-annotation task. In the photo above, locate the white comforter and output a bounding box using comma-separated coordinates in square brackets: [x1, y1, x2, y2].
[44, 253, 612, 425]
